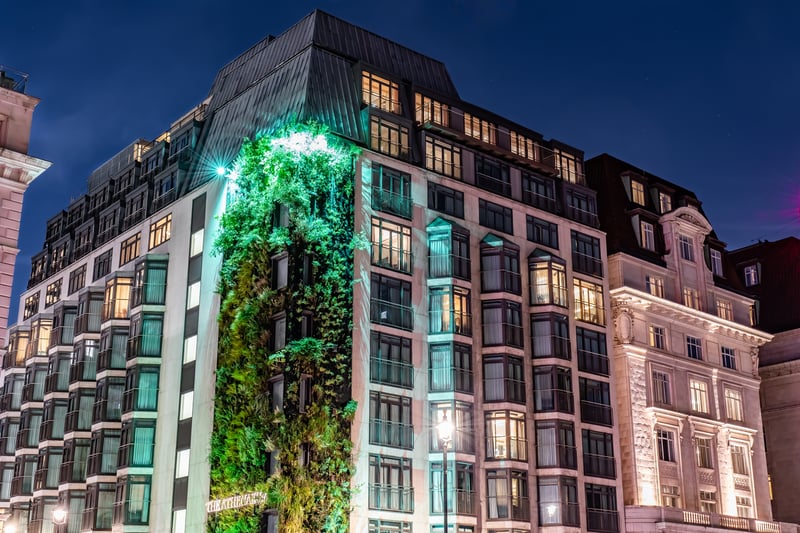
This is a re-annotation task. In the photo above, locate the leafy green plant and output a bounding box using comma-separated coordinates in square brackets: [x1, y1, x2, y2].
[209, 123, 359, 532]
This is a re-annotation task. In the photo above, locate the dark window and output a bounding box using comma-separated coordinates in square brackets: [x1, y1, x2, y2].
[68, 264, 87, 295]
[33, 447, 62, 491]
[370, 274, 412, 330]
[93, 250, 113, 281]
[480, 237, 521, 294]
[119, 420, 156, 468]
[370, 331, 412, 389]
[60, 438, 90, 484]
[571, 231, 602, 277]
[566, 190, 598, 227]
[479, 199, 513, 235]
[123, 366, 159, 413]
[87, 429, 120, 476]
[482, 300, 523, 348]
[526, 215, 558, 249]
[579, 378, 613, 426]
[428, 182, 464, 219]
[65, 389, 95, 432]
[522, 173, 557, 212]
[533, 366, 573, 413]
[373, 165, 412, 219]
[577, 327, 609, 376]
[93, 377, 125, 423]
[583, 430, 616, 478]
[585, 484, 619, 532]
[127, 313, 163, 358]
[475, 155, 511, 197]
[132, 258, 168, 307]
[369, 392, 413, 449]
[531, 313, 570, 359]
[483, 355, 525, 403]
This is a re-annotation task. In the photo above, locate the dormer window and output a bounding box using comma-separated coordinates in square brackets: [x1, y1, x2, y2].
[362, 71, 401, 114]
[744, 264, 760, 287]
[678, 235, 694, 262]
[659, 192, 672, 214]
[710, 249, 724, 277]
[640, 220, 655, 251]
[464, 112, 497, 145]
[631, 180, 645, 205]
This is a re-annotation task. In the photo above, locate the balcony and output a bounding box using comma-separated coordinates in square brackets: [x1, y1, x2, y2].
[369, 484, 414, 512]
[370, 299, 413, 331]
[429, 253, 471, 281]
[369, 356, 413, 389]
[432, 489, 477, 516]
[587, 508, 619, 532]
[534, 388, 574, 414]
[581, 400, 613, 426]
[624, 506, 791, 533]
[476, 171, 512, 197]
[540, 502, 581, 527]
[429, 365, 473, 394]
[0, 66, 28, 93]
[578, 349, 610, 376]
[372, 186, 412, 219]
[584, 453, 616, 478]
[369, 419, 414, 449]
[566, 204, 599, 228]
[532, 334, 571, 359]
[487, 495, 530, 521]
[523, 188, 558, 213]
[484, 376, 525, 404]
[482, 270, 522, 295]
[371, 244, 412, 274]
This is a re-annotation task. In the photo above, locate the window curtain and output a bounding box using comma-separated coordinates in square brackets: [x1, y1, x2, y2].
[133, 426, 155, 466]
[145, 266, 167, 304]
[430, 345, 452, 392]
[532, 319, 552, 357]
[429, 233, 450, 277]
[137, 371, 159, 411]
[483, 360, 504, 401]
[482, 306, 502, 345]
[537, 426, 557, 466]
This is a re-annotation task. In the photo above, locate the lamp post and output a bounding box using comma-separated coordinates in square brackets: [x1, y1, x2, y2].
[437, 412, 454, 533]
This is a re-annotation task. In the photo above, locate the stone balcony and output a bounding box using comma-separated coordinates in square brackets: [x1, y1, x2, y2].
[625, 506, 800, 533]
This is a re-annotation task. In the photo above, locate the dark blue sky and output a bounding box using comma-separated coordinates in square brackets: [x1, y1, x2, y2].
[3, 0, 799, 321]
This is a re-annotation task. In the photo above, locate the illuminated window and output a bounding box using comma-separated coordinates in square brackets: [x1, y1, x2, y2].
[485, 410, 526, 460]
[148, 214, 172, 250]
[640, 220, 655, 251]
[646, 275, 665, 298]
[659, 192, 672, 213]
[700, 491, 717, 513]
[710, 248, 724, 276]
[736, 496, 752, 518]
[717, 299, 733, 321]
[690, 379, 709, 413]
[183, 336, 197, 364]
[631, 180, 645, 205]
[661, 485, 680, 507]
[429, 286, 471, 336]
[415, 93, 448, 126]
[186, 282, 200, 310]
[529, 254, 567, 307]
[744, 264, 759, 286]
[425, 137, 462, 179]
[574, 278, 605, 325]
[371, 218, 412, 273]
[102, 276, 132, 321]
[731, 444, 749, 475]
[369, 115, 410, 160]
[45, 280, 62, 308]
[648, 325, 666, 350]
[686, 336, 703, 360]
[554, 149, 584, 185]
[679, 235, 694, 261]
[179, 391, 193, 420]
[538, 476, 579, 526]
[656, 429, 675, 462]
[510, 131, 540, 162]
[463, 112, 496, 144]
[362, 71, 401, 114]
[652, 370, 671, 405]
[721, 347, 736, 370]
[175, 449, 190, 478]
[24, 293, 40, 320]
[695, 438, 713, 469]
[725, 388, 743, 422]
[683, 287, 701, 310]
[119, 234, 140, 267]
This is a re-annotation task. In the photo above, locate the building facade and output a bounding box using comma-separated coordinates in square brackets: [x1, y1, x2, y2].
[729, 237, 800, 524]
[585, 154, 779, 533]
[0, 67, 51, 346]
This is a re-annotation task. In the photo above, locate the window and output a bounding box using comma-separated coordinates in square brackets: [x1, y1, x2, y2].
[148, 214, 172, 249]
[68, 265, 87, 295]
[482, 301, 523, 348]
[648, 325, 666, 350]
[373, 165, 412, 219]
[480, 237, 521, 294]
[657, 429, 676, 462]
[583, 430, 616, 478]
[686, 336, 703, 360]
[631, 180, 645, 205]
[119, 234, 140, 266]
[415, 93, 448, 126]
[731, 444, 749, 475]
[538, 476, 579, 526]
[522, 173, 557, 212]
[579, 378, 613, 426]
[103, 276, 133, 321]
[690, 379, 709, 413]
[369, 392, 413, 449]
[93, 376, 125, 423]
[428, 182, 464, 218]
[370, 274, 412, 330]
[717, 299, 733, 321]
[699, 490, 717, 513]
[577, 327, 609, 376]
[369, 519, 412, 533]
[483, 355, 525, 403]
[574, 278, 605, 325]
[428, 219, 470, 279]
[485, 411, 527, 461]
[555, 150, 584, 185]
[710, 248, 724, 276]
[659, 192, 672, 213]
[128, 312, 163, 358]
[368, 454, 413, 512]
[479, 199, 513, 235]
[695, 437, 713, 469]
[722, 347, 736, 370]
[190, 229, 204, 257]
[23, 292, 40, 320]
[585, 484, 619, 533]
[736, 496, 752, 518]
[683, 287, 701, 311]
[486, 470, 529, 520]
[429, 285, 471, 336]
[97, 208, 119, 244]
[679, 235, 695, 261]
[430, 461, 475, 515]
[429, 343, 473, 394]
[362, 71, 401, 114]
[531, 313, 570, 359]
[743, 264, 759, 286]
[372, 218, 412, 273]
[463, 112, 496, 144]
[475, 155, 510, 196]
[536, 421, 576, 469]
[370, 331, 412, 389]
[132, 258, 168, 306]
[430, 401, 474, 453]
[565, 189, 598, 226]
[533, 366, 573, 413]
[640, 220, 655, 251]
[50, 241, 68, 272]
[571, 231, 602, 277]
[271, 315, 286, 351]
[119, 420, 156, 468]
[45, 280, 62, 307]
[529, 252, 567, 306]
[725, 388, 744, 422]
[115, 475, 152, 525]
[425, 137, 462, 179]
[661, 485, 680, 507]
[645, 275, 664, 298]
[271, 254, 288, 290]
[526, 215, 558, 249]
[510, 131, 541, 162]
[369, 115, 410, 160]
[93, 250, 113, 281]
[179, 391, 193, 420]
[88, 429, 120, 476]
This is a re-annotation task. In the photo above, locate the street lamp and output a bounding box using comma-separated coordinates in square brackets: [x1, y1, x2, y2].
[52, 506, 68, 525]
[4, 523, 16, 533]
[437, 411, 454, 533]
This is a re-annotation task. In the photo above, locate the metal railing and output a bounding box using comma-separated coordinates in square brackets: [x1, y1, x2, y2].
[368, 484, 414, 512]
[0, 66, 28, 93]
[372, 187, 412, 219]
[584, 453, 616, 478]
[369, 418, 414, 449]
[581, 400, 613, 426]
[487, 495, 530, 521]
[369, 356, 413, 388]
[587, 508, 619, 532]
[370, 299, 413, 330]
[578, 349, 610, 376]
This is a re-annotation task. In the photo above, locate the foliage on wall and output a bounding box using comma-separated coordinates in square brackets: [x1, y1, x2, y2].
[209, 123, 359, 533]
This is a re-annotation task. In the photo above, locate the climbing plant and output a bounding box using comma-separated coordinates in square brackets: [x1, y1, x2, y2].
[209, 123, 359, 533]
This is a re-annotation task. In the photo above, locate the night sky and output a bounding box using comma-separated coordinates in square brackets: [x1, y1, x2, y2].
[3, 0, 799, 321]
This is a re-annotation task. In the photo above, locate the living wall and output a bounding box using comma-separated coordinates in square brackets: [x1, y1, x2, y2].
[209, 123, 359, 532]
